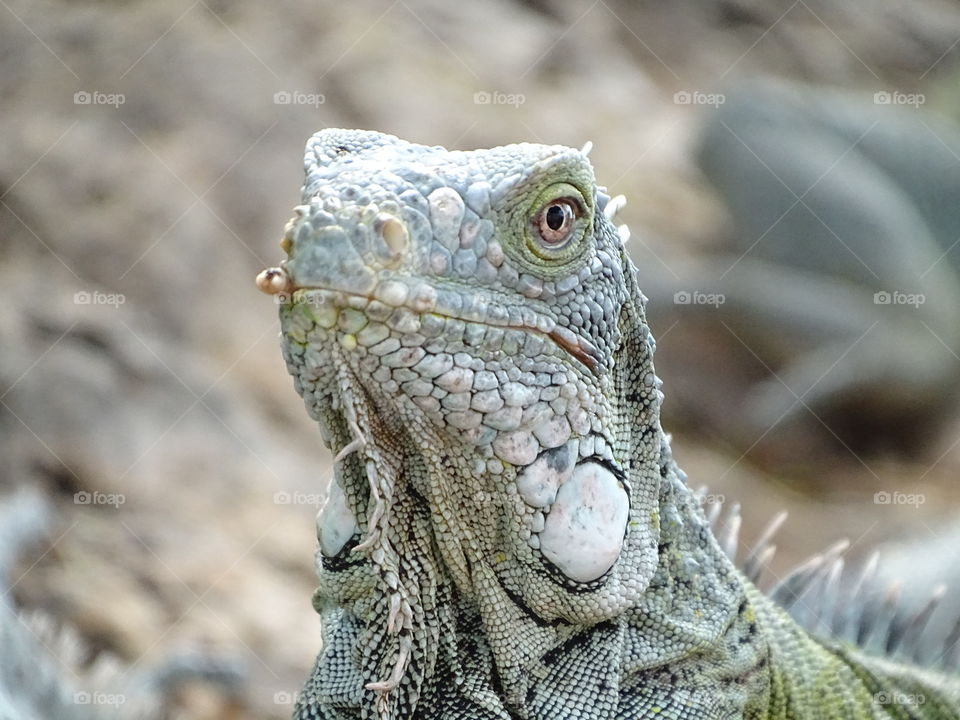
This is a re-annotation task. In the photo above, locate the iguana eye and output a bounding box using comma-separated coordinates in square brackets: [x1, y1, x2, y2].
[535, 199, 579, 249]
[517, 183, 591, 269]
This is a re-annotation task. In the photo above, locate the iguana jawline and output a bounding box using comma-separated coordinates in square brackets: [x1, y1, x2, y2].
[261, 274, 603, 374]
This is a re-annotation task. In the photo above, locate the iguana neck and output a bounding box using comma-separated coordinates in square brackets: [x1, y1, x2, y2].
[366, 400, 766, 715]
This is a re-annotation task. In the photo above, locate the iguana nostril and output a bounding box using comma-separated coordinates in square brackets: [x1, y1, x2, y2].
[377, 215, 408, 257]
[255, 266, 292, 295]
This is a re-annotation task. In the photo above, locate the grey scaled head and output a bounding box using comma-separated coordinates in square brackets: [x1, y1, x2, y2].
[260, 128, 664, 625]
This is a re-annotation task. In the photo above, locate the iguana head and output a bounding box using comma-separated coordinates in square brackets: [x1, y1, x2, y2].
[259, 129, 666, 714]
[260, 129, 960, 720]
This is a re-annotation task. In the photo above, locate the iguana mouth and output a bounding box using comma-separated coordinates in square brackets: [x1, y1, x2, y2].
[257, 266, 602, 373]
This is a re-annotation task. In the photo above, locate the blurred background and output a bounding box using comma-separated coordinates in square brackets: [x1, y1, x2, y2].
[2, 0, 960, 717]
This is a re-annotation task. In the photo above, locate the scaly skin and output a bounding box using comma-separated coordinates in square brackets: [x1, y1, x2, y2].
[258, 129, 960, 719]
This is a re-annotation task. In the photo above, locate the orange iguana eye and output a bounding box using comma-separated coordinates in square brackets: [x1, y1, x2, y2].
[535, 199, 579, 249]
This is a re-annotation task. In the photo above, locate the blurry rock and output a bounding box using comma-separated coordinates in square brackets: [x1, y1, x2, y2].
[644, 79, 960, 471]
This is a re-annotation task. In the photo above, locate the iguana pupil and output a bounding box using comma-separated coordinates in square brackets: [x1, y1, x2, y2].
[538, 199, 576, 247]
[545, 203, 566, 230]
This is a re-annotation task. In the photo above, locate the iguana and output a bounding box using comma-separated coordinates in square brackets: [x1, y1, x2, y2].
[256, 129, 960, 719]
